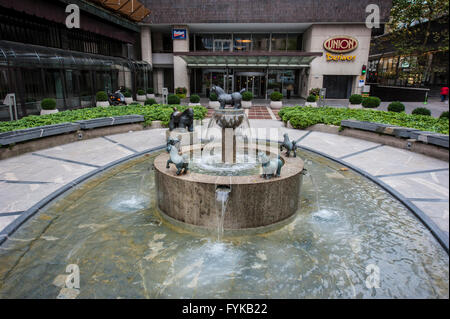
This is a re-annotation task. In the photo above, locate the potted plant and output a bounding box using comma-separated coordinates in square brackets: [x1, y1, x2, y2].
[167, 94, 180, 105]
[305, 95, 318, 107]
[241, 91, 253, 109]
[362, 96, 381, 109]
[146, 88, 155, 99]
[145, 98, 157, 106]
[270, 91, 283, 109]
[136, 89, 146, 102]
[348, 94, 363, 109]
[209, 92, 220, 109]
[123, 90, 133, 104]
[96, 91, 110, 107]
[189, 94, 201, 106]
[387, 101, 405, 113]
[40, 98, 59, 115]
[175, 87, 187, 99]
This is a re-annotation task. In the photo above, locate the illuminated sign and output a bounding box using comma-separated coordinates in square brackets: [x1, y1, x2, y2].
[326, 53, 356, 61]
[172, 29, 187, 40]
[323, 36, 358, 53]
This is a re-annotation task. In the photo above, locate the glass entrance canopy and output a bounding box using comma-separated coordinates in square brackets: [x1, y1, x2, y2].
[175, 52, 321, 68]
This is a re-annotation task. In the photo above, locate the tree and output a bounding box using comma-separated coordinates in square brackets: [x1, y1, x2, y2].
[381, 0, 449, 85]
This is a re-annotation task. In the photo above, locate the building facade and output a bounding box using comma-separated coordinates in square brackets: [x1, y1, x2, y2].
[0, 0, 151, 119]
[140, 0, 392, 99]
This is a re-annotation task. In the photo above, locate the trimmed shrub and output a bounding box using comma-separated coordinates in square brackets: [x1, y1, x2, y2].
[412, 107, 431, 116]
[209, 92, 218, 101]
[146, 88, 154, 94]
[387, 101, 405, 113]
[362, 96, 381, 108]
[120, 87, 130, 93]
[242, 91, 253, 101]
[96, 91, 108, 102]
[167, 94, 180, 105]
[349, 94, 363, 105]
[190, 94, 201, 103]
[0, 105, 208, 132]
[278, 106, 449, 134]
[41, 98, 57, 110]
[270, 91, 283, 101]
[137, 89, 145, 95]
[439, 111, 449, 120]
[123, 91, 132, 98]
[145, 98, 157, 105]
[306, 95, 317, 102]
[309, 88, 320, 96]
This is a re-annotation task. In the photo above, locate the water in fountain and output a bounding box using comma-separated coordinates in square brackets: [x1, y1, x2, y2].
[215, 186, 231, 241]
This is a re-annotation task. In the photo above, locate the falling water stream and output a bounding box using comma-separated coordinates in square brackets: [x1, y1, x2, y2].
[307, 172, 321, 212]
[215, 186, 231, 241]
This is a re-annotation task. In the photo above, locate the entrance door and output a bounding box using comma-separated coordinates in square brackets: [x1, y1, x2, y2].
[235, 72, 266, 98]
[323, 75, 353, 99]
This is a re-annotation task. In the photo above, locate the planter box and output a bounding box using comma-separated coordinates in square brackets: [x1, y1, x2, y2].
[124, 97, 133, 104]
[146, 94, 155, 99]
[304, 102, 318, 107]
[270, 101, 283, 109]
[188, 102, 201, 107]
[76, 115, 145, 130]
[348, 104, 362, 109]
[0, 123, 80, 146]
[409, 131, 449, 148]
[136, 95, 147, 102]
[242, 101, 252, 109]
[209, 101, 220, 109]
[96, 101, 110, 107]
[40, 109, 59, 115]
[341, 120, 392, 133]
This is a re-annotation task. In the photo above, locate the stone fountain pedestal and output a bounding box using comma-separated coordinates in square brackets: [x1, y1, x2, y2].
[154, 145, 304, 230]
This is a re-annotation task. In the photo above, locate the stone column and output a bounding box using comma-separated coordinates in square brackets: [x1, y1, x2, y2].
[173, 26, 190, 96]
[141, 26, 152, 65]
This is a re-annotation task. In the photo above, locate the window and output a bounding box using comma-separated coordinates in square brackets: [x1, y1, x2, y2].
[252, 34, 270, 51]
[271, 34, 287, 51]
[234, 34, 252, 52]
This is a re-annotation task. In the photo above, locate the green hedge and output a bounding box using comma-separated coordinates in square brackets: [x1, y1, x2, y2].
[306, 95, 316, 102]
[270, 91, 283, 101]
[387, 102, 405, 113]
[0, 104, 208, 133]
[349, 94, 363, 105]
[168, 94, 181, 105]
[41, 98, 57, 110]
[412, 107, 431, 116]
[362, 96, 381, 108]
[242, 91, 253, 101]
[190, 94, 201, 103]
[96, 91, 108, 102]
[278, 106, 449, 134]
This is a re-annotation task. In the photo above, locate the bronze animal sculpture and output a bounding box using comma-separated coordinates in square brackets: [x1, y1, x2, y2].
[210, 85, 245, 109]
[169, 107, 194, 132]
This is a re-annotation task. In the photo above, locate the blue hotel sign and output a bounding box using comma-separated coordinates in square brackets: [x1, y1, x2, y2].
[172, 29, 187, 40]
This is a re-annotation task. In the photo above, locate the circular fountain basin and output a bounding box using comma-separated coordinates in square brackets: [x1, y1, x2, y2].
[154, 145, 304, 230]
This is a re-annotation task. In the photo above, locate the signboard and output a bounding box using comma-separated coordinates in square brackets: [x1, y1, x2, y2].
[172, 29, 187, 40]
[323, 36, 358, 53]
[358, 80, 365, 87]
[324, 36, 358, 62]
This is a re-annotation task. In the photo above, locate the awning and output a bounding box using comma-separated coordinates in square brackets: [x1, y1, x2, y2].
[0, 40, 152, 71]
[173, 52, 322, 68]
[88, 0, 151, 22]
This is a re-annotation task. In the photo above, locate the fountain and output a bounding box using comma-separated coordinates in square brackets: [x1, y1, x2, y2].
[0, 87, 447, 298]
[155, 92, 305, 232]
